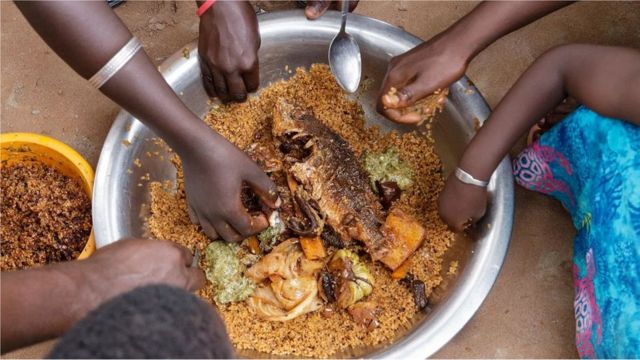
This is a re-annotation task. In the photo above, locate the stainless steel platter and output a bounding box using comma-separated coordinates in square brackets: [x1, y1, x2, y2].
[93, 10, 513, 358]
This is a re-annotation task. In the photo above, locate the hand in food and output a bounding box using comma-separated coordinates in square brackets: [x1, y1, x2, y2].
[83, 238, 205, 302]
[378, 36, 466, 124]
[437, 174, 488, 232]
[182, 134, 279, 243]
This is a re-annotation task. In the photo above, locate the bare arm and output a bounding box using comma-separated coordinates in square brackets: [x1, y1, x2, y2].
[461, 44, 640, 181]
[438, 44, 640, 231]
[380, 1, 573, 123]
[15, 1, 278, 243]
[1, 239, 204, 353]
[446, 1, 574, 64]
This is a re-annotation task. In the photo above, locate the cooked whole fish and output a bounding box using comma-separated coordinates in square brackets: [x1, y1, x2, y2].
[271, 99, 388, 261]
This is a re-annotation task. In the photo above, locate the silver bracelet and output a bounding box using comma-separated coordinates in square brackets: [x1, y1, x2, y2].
[455, 167, 489, 187]
[88, 37, 142, 89]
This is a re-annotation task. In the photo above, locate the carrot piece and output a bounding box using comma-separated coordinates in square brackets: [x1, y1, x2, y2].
[246, 235, 261, 255]
[300, 236, 327, 260]
[287, 173, 298, 194]
[380, 209, 426, 270]
[391, 258, 412, 280]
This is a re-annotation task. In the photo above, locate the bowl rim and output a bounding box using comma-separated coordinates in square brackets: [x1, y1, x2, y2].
[1, 132, 96, 259]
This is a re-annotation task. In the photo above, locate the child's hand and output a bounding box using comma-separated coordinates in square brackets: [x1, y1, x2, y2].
[378, 36, 468, 124]
[180, 134, 279, 243]
[437, 175, 488, 232]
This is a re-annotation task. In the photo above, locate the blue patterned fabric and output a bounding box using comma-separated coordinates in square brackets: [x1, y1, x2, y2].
[512, 106, 640, 358]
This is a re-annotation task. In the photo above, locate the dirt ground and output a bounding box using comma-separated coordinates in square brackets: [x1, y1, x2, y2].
[2, 1, 640, 358]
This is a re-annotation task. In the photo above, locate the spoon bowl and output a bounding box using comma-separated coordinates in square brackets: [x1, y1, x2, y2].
[328, 2, 361, 93]
[329, 31, 361, 93]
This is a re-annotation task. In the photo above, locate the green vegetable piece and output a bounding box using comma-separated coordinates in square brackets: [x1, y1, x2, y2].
[257, 227, 278, 252]
[257, 212, 285, 252]
[204, 241, 255, 304]
[363, 147, 414, 191]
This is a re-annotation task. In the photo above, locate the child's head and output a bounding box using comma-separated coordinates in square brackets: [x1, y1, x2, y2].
[49, 284, 235, 359]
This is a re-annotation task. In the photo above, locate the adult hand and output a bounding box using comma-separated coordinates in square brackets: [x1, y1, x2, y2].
[304, 0, 359, 20]
[181, 132, 279, 243]
[437, 175, 488, 232]
[198, 0, 260, 102]
[84, 238, 205, 298]
[1, 238, 205, 352]
[378, 34, 468, 124]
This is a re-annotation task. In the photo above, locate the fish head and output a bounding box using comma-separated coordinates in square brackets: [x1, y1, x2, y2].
[272, 99, 310, 138]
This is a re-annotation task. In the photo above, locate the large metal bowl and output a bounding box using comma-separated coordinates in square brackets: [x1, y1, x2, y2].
[94, 10, 513, 358]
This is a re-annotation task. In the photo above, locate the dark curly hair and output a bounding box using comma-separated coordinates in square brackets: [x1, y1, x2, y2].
[49, 285, 234, 359]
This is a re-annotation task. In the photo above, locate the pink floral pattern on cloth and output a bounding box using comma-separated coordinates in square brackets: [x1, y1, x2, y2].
[512, 141, 576, 207]
[513, 107, 640, 358]
[573, 249, 603, 359]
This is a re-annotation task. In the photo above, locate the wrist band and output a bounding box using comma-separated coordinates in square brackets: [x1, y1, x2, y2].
[454, 167, 489, 187]
[88, 37, 142, 89]
[196, 0, 216, 17]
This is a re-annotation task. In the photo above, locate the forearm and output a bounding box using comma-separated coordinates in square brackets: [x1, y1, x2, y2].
[459, 44, 640, 181]
[1, 238, 207, 352]
[1, 264, 89, 352]
[444, 1, 573, 61]
[459, 46, 567, 180]
[15, 1, 217, 154]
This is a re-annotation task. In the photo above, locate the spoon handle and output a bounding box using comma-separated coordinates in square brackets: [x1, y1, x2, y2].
[340, 0, 349, 32]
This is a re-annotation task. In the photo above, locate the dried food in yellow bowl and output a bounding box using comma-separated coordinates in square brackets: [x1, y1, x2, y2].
[1, 132, 95, 270]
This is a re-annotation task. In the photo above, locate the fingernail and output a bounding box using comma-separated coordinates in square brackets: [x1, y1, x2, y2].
[401, 112, 423, 124]
[397, 88, 411, 102]
[306, 6, 318, 17]
[274, 197, 282, 208]
[383, 94, 399, 107]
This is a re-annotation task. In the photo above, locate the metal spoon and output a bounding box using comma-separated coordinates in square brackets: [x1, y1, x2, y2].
[328, 1, 361, 93]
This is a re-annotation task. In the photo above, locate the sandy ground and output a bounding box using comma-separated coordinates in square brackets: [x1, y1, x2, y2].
[2, 1, 640, 358]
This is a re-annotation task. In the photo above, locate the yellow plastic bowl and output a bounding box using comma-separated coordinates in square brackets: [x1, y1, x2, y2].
[1, 132, 95, 259]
